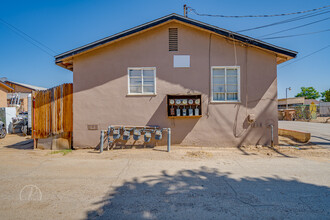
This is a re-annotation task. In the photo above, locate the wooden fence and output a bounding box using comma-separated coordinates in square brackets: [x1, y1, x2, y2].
[32, 83, 73, 149]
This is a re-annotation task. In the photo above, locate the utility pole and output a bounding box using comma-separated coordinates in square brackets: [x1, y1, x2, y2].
[183, 4, 187, 17]
[286, 87, 291, 109]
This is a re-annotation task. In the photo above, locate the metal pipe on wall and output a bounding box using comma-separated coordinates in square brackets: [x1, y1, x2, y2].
[270, 124, 274, 147]
[167, 128, 171, 152]
[100, 130, 104, 153]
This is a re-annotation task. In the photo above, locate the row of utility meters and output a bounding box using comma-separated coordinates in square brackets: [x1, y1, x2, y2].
[107, 127, 164, 143]
[169, 106, 200, 116]
[169, 98, 201, 105]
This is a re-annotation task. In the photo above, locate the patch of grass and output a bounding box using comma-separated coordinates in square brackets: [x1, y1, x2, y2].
[50, 149, 72, 156]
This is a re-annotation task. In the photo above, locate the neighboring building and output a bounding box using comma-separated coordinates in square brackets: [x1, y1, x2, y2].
[0, 78, 46, 112]
[55, 13, 297, 148]
[0, 81, 14, 108]
[320, 102, 330, 116]
[278, 97, 319, 109]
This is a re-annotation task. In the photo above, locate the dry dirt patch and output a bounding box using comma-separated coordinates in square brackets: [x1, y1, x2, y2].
[185, 151, 213, 158]
[237, 136, 330, 162]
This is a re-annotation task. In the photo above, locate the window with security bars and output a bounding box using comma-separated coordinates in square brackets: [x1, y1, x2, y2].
[128, 68, 156, 94]
[211, 67, 240, 102]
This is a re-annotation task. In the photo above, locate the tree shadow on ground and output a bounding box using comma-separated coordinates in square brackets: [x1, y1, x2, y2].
[86, 167, 330, 219]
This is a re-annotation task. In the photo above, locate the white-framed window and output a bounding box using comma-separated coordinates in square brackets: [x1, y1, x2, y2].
[211, 66, 240, 102]
[128, 67, 156, 95]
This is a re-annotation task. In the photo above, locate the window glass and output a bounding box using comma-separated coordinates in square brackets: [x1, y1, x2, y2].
[212, 67, 239, 102]
[143, 70, 154, 77]
[213, 76, 225, 84]
[227, 85, 238, 93]
[213, 85, 225, 93]
[129, 68, 155, 94]
[143, 86, 154, 93]
[213, 68, 225, 76]
[226, 76, 237, 84]
[213, 93, 225, 101]
[227, 69, 237, 76]
[129, 69, 141, 77]
[130, 77, 142, 85]
[227, 93, 238, 100]
[130, 86, 142, 94]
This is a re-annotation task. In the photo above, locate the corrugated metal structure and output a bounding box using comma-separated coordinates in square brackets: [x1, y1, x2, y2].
[32, 83, 73, 149]
[320, 102, 330, 116]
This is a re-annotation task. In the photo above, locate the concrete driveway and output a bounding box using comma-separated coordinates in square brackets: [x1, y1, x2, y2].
[278, 121, 330, 149]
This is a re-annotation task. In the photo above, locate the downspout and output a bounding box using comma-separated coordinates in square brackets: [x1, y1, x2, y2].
[270, 124, 274, 147]
[167, 128, 171, 152]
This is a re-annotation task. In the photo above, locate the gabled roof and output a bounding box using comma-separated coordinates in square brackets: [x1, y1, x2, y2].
[5, 80, 47, 91]
[55, 13, 298, 70]
[0, 81, 14, 92]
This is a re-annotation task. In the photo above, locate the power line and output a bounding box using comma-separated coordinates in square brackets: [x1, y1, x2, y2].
[260, 29, 330, 40]
[0, 18, 57, 56]
[187, 5, 330, 18]
[237, 9, 330, 32]
[258, 16, 330, 38]
[279, 44, 330, 68]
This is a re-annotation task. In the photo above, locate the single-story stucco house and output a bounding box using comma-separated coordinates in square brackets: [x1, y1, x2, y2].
[55, 13, 297, 148]
[0, 81, 14, 108]
[3, 79, 46, 112]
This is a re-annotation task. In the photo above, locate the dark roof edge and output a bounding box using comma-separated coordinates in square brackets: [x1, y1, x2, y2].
[5, 80, 43, 91]
[55, 13, 297, 62]
[0, 81, 14, 91]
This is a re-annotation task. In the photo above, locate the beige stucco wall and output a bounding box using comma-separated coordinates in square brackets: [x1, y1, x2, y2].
[0, 86, 8, 108]
[72, 21, 278, 148]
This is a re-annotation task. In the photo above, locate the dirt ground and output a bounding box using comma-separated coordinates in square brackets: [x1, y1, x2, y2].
[0, 134, 329, 219]
[298, 116, 330, 123]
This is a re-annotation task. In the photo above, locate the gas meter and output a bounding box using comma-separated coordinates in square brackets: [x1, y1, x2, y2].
[133, 129, 141, 140]
[113, 128, 121, 140]
[155, 130, 162, 140]
[144, 132, 152, 143]
[123, 130, 130, 141]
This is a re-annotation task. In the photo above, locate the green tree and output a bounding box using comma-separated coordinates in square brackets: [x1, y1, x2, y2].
[321, 89, 330, 102]
[295, 87, 320, 99]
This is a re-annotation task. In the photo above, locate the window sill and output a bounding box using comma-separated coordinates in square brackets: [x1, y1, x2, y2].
[210, 101, 241, 104]
[126, 93, 157, 97]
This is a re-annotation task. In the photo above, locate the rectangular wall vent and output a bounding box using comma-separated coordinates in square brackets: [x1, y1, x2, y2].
[87, 124, 98, 130]
[169, 28, 178, 51]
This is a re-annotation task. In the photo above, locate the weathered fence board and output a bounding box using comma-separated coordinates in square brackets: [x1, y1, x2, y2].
[32, 83, 73, 149]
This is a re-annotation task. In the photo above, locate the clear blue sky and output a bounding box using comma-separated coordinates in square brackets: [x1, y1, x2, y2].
[0, 0, 329, 98]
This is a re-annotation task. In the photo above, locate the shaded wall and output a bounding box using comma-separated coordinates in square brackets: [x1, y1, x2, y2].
[73, 22, 278, 148]
[0, 87, 7, 108]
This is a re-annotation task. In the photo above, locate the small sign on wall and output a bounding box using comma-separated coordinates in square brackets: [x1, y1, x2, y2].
[87, 124, 98, 130]
[173, 55, 190, 68]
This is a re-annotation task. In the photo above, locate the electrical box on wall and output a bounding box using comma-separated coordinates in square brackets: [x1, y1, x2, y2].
[167, 94, 202, 118]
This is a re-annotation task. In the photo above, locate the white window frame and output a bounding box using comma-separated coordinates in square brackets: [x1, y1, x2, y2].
[127, 67, 156, 95]
[211, 66, 240, 103]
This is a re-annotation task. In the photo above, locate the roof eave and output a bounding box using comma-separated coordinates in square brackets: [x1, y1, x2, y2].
[0, 82, 14, 92]
[55, 13, 297, 67]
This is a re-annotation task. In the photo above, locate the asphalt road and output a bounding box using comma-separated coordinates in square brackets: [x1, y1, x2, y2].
[279, 121, 330, 149]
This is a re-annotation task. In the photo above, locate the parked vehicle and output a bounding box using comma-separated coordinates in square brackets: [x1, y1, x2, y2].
[0, 121, 6, 139]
